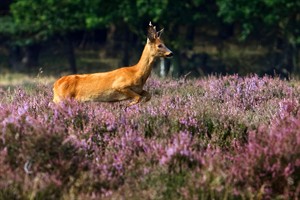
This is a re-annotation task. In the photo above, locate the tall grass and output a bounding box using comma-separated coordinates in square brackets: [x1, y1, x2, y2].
[0, 75, 299, 199]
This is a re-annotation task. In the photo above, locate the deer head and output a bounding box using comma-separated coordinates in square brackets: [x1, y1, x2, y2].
[147, 22, 173, 58]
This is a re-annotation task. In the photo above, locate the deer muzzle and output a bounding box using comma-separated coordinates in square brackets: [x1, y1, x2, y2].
[164, 49, 173, 58]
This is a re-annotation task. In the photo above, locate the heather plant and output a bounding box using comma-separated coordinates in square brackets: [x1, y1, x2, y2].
[0, 75, 299, 199]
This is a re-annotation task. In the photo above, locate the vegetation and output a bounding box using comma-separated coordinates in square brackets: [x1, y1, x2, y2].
[0, 0, 299, 76]
[0, 75, 299, 199]
[217, 0, 300, 73]
[1, 1, 300, 198]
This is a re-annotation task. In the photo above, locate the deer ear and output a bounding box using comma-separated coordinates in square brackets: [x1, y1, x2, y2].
[147, 21, 157, 43]
[157, 28, 164, 38]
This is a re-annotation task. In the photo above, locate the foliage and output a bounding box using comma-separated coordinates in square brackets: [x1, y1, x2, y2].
[3, 0, 107, 45]
[3, 0, 215, 47]
[217, 0, 300, 42]
[0, 75, 299, 199]
[2, 0, 300, 75]
[5, 0, 299, 44]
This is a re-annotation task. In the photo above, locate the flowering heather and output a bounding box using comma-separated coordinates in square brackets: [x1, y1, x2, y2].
[0, 75, 299, 199]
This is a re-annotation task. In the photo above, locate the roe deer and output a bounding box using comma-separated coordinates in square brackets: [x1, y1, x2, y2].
[53, 22, 173, 106]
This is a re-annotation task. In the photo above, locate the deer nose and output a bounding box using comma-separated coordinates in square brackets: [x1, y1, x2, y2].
[166, 52, 173, 58]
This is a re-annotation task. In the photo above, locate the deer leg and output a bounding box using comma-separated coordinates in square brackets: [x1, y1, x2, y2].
[118, 88, 142, 106]
[141, 90, 151, 102]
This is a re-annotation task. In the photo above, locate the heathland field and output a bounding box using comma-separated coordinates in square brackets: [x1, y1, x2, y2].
[0, 75, 299, 199]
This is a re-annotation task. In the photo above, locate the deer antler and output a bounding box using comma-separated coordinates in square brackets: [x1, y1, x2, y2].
[157, 28, 164, 38]
[148, 21, 158, 42]
[149, 21, 156, 30]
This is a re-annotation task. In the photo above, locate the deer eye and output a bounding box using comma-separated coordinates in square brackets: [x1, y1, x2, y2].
[157, 44, 163, 48]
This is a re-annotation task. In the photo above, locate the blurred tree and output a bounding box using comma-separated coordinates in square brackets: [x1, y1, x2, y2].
[7, 0, 108, 73]
[217, 0, 300, 75]
[153, 0, 222, 77]
[107, 0, 221, 77]
[2, 0, 224, 76]
[0, 16, 22, 71]
[102, 0, 170, 67]
[1, 0, 299, 76]
[0, 1, 23, 71]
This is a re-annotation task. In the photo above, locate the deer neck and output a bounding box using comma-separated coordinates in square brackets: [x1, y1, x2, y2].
[134, 44, 156, 83]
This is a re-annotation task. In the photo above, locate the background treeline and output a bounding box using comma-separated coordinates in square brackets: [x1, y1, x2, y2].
[0, 0, 299, 77]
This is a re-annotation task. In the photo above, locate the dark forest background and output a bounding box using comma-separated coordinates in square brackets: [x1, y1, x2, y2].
[0, 0, 299, 78]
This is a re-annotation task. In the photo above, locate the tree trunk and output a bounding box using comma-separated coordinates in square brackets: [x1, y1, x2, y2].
[122, 27, 130, 66]
[295, 45, 300, 75]
[271, 37, 295, 78]
[105, 24, 118, 58]
[291, 43, 299, 76]
[186, 25, 195, 50]
[159, 58, 171, 77]
[159, 58, 166, 77]
[8, 45, 22, 72]
[284, 45, 293, 71]
[170, 51, 183, 78]
[65, 36, 77, 74]
[170, 24, 195, 77]
[22, 44, 40, 71]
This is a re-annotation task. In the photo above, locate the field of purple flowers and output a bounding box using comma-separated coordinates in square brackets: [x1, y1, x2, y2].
[0, 75, 299, 199]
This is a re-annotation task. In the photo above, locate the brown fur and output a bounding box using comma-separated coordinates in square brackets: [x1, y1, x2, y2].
[53, 23, 173, 106]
